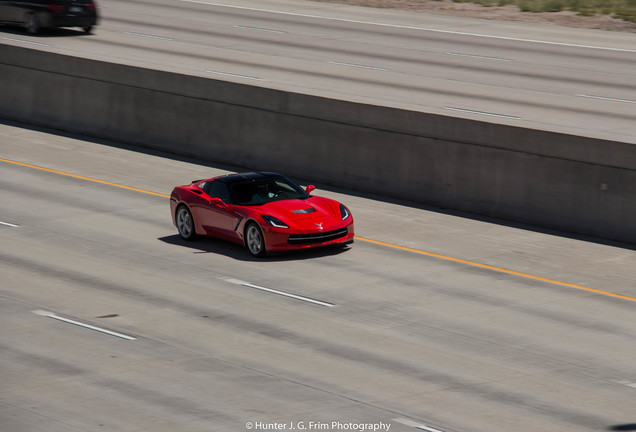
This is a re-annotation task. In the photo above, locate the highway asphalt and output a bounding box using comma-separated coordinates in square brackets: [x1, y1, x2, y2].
[1, 120, 636, 432]
[1, 1, 636, 431]
[0, 0, 635, 143]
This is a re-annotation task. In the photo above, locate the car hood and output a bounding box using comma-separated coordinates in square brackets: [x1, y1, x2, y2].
[260, 197, 342, 226]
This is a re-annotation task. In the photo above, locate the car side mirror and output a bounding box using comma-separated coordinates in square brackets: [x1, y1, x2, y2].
[306, 185, 316, 194]
[209, 197, 227, 209]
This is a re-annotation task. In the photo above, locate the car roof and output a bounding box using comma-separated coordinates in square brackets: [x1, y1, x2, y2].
[213, 172, 284, 184]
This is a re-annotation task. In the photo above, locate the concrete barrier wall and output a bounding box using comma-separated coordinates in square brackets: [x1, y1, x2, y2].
[2, 44, 635, 243]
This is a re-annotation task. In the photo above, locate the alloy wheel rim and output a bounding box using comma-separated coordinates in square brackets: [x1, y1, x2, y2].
[178, 209, 192, 237]
[247, 226, 261, 254]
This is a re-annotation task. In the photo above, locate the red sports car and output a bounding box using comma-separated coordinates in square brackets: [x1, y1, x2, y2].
[170, 172, 354, 257]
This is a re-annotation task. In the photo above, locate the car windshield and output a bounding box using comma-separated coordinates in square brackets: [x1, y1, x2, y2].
[228, 176, 310, 206]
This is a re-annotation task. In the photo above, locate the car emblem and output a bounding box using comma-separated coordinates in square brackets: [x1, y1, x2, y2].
[314, 222, 323, 228]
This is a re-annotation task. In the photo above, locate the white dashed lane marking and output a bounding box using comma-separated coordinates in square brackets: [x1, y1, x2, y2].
[221, 278, 335, 307]
[33, 310, 137, 341]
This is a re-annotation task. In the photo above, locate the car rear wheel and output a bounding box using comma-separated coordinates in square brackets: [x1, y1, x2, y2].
[83, 25, 93, 34]
[176, 205, 196, 241]
[246, 222, 266, 257]
[26, 14, 40, 34]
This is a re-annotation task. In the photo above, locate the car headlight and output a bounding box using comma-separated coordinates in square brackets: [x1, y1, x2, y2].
[262, 215, 289, 228]
[340, 204, 351, 220]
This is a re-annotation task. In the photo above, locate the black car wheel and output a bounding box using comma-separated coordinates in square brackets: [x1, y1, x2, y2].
[26, 14, 40, 34]
[176, 205, 196, 241]
[83, 25, 93, 34]
[246, 222, 266, 257]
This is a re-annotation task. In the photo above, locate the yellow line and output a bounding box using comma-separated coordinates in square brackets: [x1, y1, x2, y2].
[356, 236, 636, 302]
[1, 158, 170, 198]
[3, 157, 635, 302]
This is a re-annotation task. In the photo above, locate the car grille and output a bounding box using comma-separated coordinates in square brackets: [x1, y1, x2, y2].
[288, 228, 349, 245]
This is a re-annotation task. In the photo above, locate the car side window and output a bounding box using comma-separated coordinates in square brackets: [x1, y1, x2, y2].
[209, 181, 232, 204]
[275, 180, 295, 194]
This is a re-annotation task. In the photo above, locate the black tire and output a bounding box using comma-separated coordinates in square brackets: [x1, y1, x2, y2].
[26, 14, 40, 35]
[245, 222, 266, 257]
[83, 25, 93, 34]
[176, 205, 196, 241]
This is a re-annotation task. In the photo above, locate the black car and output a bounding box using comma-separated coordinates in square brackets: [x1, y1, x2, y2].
[0, 0, 98, 34]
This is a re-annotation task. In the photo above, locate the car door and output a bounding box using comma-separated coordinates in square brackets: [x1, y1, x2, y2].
[0, 0, 24, 22]
[195, 180, 240, 240]
[0, 0, 8, 22]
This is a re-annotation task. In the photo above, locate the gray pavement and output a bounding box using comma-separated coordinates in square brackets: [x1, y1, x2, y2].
[1, 0, 636, 143]
[1, 121, 636, 432]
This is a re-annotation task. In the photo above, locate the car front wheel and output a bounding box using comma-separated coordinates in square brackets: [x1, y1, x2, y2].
[176, 206, 196, 241]
[246, 222, 266, 257]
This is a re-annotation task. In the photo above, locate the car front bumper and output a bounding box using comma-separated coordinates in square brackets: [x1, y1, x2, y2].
[39, 12, 97, 29]
[263, 223, 355, 252]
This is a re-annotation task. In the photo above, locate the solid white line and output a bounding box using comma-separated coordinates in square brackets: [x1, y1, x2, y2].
[444, 106, 521, 119]
[33, 310, 136, 340]
[416, 426, 446, 432]
[328, 61, 389, 71]
[447, 52, 511, 62]
[577, 94, 636, 104]
[235, 25, 286, 34]
[0, 36, 51, 46]
[124, 32, 174, 41]
[180, 0, 636, 53]
[618, 381, 636, 389]
[0, 221, 20, 227]
[221, 278, 334, 307]
[393, 418, 446, 432]
[202, 69, 264, 80]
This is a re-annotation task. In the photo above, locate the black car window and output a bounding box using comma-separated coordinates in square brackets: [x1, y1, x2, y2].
[228, 176, 309, 206]
[209, 181, 232, 204]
